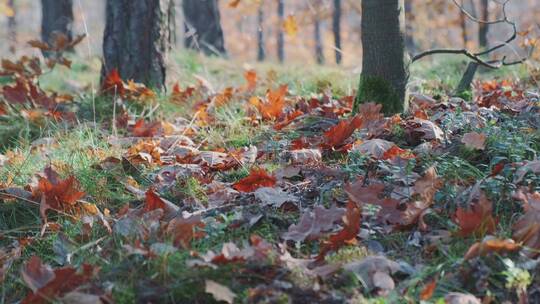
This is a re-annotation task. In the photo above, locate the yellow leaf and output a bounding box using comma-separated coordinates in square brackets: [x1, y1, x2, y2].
[0, 2, 14, 17]
[283, 15, 298, 37]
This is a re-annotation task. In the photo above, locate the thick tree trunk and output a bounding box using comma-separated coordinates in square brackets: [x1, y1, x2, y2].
[101, 0, 175, 90]
[354, 0, 408, 114]
[314, 16, 324, 65]
[404, 0, 415, 54]
[7, 0, 16, 54]
[41, 0, 73, 53]
[277, 0, 285, 63]
[332, 0, 342, 64]
[478, 0, 489, 49]
[257, 4, 265, 62]
[183, 0, 226, 56]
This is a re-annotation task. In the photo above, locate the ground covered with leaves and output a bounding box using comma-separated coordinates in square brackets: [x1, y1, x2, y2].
[1, 45, 540, 303]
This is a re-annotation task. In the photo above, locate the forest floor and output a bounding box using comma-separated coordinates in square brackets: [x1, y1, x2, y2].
[1, 49, 540, 304]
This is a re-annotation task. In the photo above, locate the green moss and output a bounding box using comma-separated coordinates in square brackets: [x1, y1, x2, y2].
[354, 75, 405, 115]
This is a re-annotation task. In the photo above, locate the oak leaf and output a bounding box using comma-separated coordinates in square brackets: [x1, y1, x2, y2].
[232, 168, 276, 192]
[317, 201, 361, 260]
[453, 191, 497, 237]
[323, 115, 363, 149]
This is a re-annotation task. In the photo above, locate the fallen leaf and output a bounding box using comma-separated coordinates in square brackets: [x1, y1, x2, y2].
[419, 278, 437, 300]
[166, 214, 205, 248]
[454, 191, 497, 237]
[461, 132, 486, 150]
[413, 166, 443, 203]
[205, 280, 236, 304]
[282, 205, 345, 242]
[254, 187, 298, 208]
[343, 256, 401, 295]
[21, 256, 55, 293]
[353, 139, 394, 159]
[444, 292, 481, 304]
[323, 115, 363, 149]
[232, 168, 276, 192]
[512, 188, 540, 257]
[464, 236, 520, 260]
[317, 201, 361, 259]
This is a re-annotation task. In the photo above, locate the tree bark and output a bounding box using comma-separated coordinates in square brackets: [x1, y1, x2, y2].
[41, 0, 73, 54]
[183, 0, 226, 56]
[354, 0, 408, 114]
[478, 0, 489, 49]
[101, 0, 175, 90]
[314, 15, 324, 65]
[257, 3, 265, 61]
[7, 0, 16, 54]
[332, 0, 342, 64]
[404, 0, 415, 54]
[277, 0, 285, 63]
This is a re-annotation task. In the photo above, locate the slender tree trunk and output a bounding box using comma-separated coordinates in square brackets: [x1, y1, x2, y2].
[404, 0, 415, 54]
[257, 3, 265, 61]
[354, 0, 408, 114]
[183, 0, 226, 56]
[41, 0, 73, 54]
[7, 0, 16, 54]
[101, 0, 175, 90]
[460, 1, 468, 48]
[277, 0, 285, 63]
[314, 15, 324, 65]
[332, 0, 342, 64]
[478, 0, 489, 49]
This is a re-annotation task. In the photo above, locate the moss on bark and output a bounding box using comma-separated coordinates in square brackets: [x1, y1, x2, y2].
[354, 75, 405, 115]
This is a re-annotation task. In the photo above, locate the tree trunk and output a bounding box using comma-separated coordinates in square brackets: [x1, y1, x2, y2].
[478, 0, 489, 49]
[354, 0, 408, 115]
[332, 0, 342, 64]
[41, 0, 73, 54]
[404, 0, 415, 54]
[314, 15, 324, 65]
[101, 0, 175, 90]
[7, 0, 16, 54]
[459, 3, 468, 48]
[183, 0, 226, 56]
[277, 0, 285, 63]
[257, 3, 265, 61]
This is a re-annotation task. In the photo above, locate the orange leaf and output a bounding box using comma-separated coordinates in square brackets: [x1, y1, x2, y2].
[253, 85, 288, 120]
[37, 170, 85, 217]
[131, 119, 163, 137]
[244, 69, 257, 91]
[419, 279, 437, 300]
[101, 68, 124, 95]
[144, 189, 166, 212]
[323, 115, 363, 149]
[464, 238, 520, 260]
[454, 191, 497, 237]
[232, 168, 276, 193]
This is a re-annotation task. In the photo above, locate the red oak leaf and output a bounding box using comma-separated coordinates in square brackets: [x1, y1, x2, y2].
[232, 168, 277, 192]
[323, 115, 363, 149]
[317, 201, 361, 260]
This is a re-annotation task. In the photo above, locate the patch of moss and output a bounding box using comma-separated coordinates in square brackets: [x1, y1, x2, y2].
[354, 75, 405, 115]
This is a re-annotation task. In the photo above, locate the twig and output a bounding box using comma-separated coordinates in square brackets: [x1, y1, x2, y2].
[412, 0, 529, 68]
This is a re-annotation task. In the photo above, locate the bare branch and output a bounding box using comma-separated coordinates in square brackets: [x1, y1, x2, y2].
[412, 0, 529, 68]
